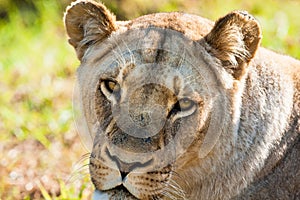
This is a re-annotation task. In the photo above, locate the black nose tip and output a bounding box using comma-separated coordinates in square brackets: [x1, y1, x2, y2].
[120, 171, 129, 180]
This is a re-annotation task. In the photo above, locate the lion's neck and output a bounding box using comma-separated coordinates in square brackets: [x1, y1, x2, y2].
[181, 60, 295, 200]
[219, 60, 295, 198]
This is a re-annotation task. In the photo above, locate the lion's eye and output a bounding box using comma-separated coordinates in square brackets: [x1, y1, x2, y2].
[104, 80, 120, 93]
[178, 98, 195, 111]
[100, 80, 121, 101]
[171, 98, 195, 114]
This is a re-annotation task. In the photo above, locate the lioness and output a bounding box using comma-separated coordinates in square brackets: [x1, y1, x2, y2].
[64, 0, 300, 199]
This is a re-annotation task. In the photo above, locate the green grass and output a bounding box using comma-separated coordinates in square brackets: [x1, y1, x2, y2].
[0, 1, 77, 144]
[0, 0, 299, 199]
[0, 1, 87, 199]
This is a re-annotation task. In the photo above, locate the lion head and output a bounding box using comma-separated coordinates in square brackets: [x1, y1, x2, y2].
[64, 1, 263, 199]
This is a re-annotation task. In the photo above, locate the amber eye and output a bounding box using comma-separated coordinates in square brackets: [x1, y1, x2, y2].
[104, 80, 120, 93]
[171, 98, 195, 114]
[178, 98, 195, 111]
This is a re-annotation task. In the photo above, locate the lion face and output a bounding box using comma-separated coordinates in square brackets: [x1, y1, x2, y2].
[65, 1, 261, 199]
[83, 28, 219, 199]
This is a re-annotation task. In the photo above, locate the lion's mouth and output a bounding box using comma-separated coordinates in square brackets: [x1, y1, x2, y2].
[105, 147, 154, 174]
[91, 146, 168, 199]
[93, 186, 138, 200]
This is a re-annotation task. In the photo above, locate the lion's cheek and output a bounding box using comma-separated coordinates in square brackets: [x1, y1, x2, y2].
[89, 157, 122, 190]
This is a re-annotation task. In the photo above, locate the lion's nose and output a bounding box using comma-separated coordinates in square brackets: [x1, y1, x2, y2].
[120, 171, 129, 180]
[114, 156, 138, 173]
[114, 157, 140, 180]
[131, 112, 151, 127]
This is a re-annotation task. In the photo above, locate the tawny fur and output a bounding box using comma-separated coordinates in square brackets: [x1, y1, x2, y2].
[64, 1, 300, 199]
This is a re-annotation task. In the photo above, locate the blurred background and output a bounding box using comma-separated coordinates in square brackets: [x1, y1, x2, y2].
[0, 0, 299, 199]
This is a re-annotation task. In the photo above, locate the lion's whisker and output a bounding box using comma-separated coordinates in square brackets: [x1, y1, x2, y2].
[159, 179, 186, 200]
[160, 189, 179, 200]
[164, 186, 185, 199]
[167, 179, 185, 195]
[66, 170, 90, 184]
[111, 37, 127, 66]
[74, 153, 90, 164]
[122, 39, 136, 65]
[170, 170, 192, 192]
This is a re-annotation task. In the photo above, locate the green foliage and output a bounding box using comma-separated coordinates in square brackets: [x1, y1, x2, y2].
[0, 1, 84, 199]
[0, 0, 78, 145]
[0, 0, 299, 199]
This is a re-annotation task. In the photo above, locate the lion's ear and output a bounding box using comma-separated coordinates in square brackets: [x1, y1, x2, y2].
[205, 11, 262, 79]
[64, 0, 117, 60]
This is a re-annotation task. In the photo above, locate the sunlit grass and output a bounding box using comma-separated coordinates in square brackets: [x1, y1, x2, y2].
[0, 1, 78, 144]
[0, 0, 299, 199]
[0, 1, 86, 199]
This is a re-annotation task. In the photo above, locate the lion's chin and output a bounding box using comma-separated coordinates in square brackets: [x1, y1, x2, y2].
[93, 186, 138, 200]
